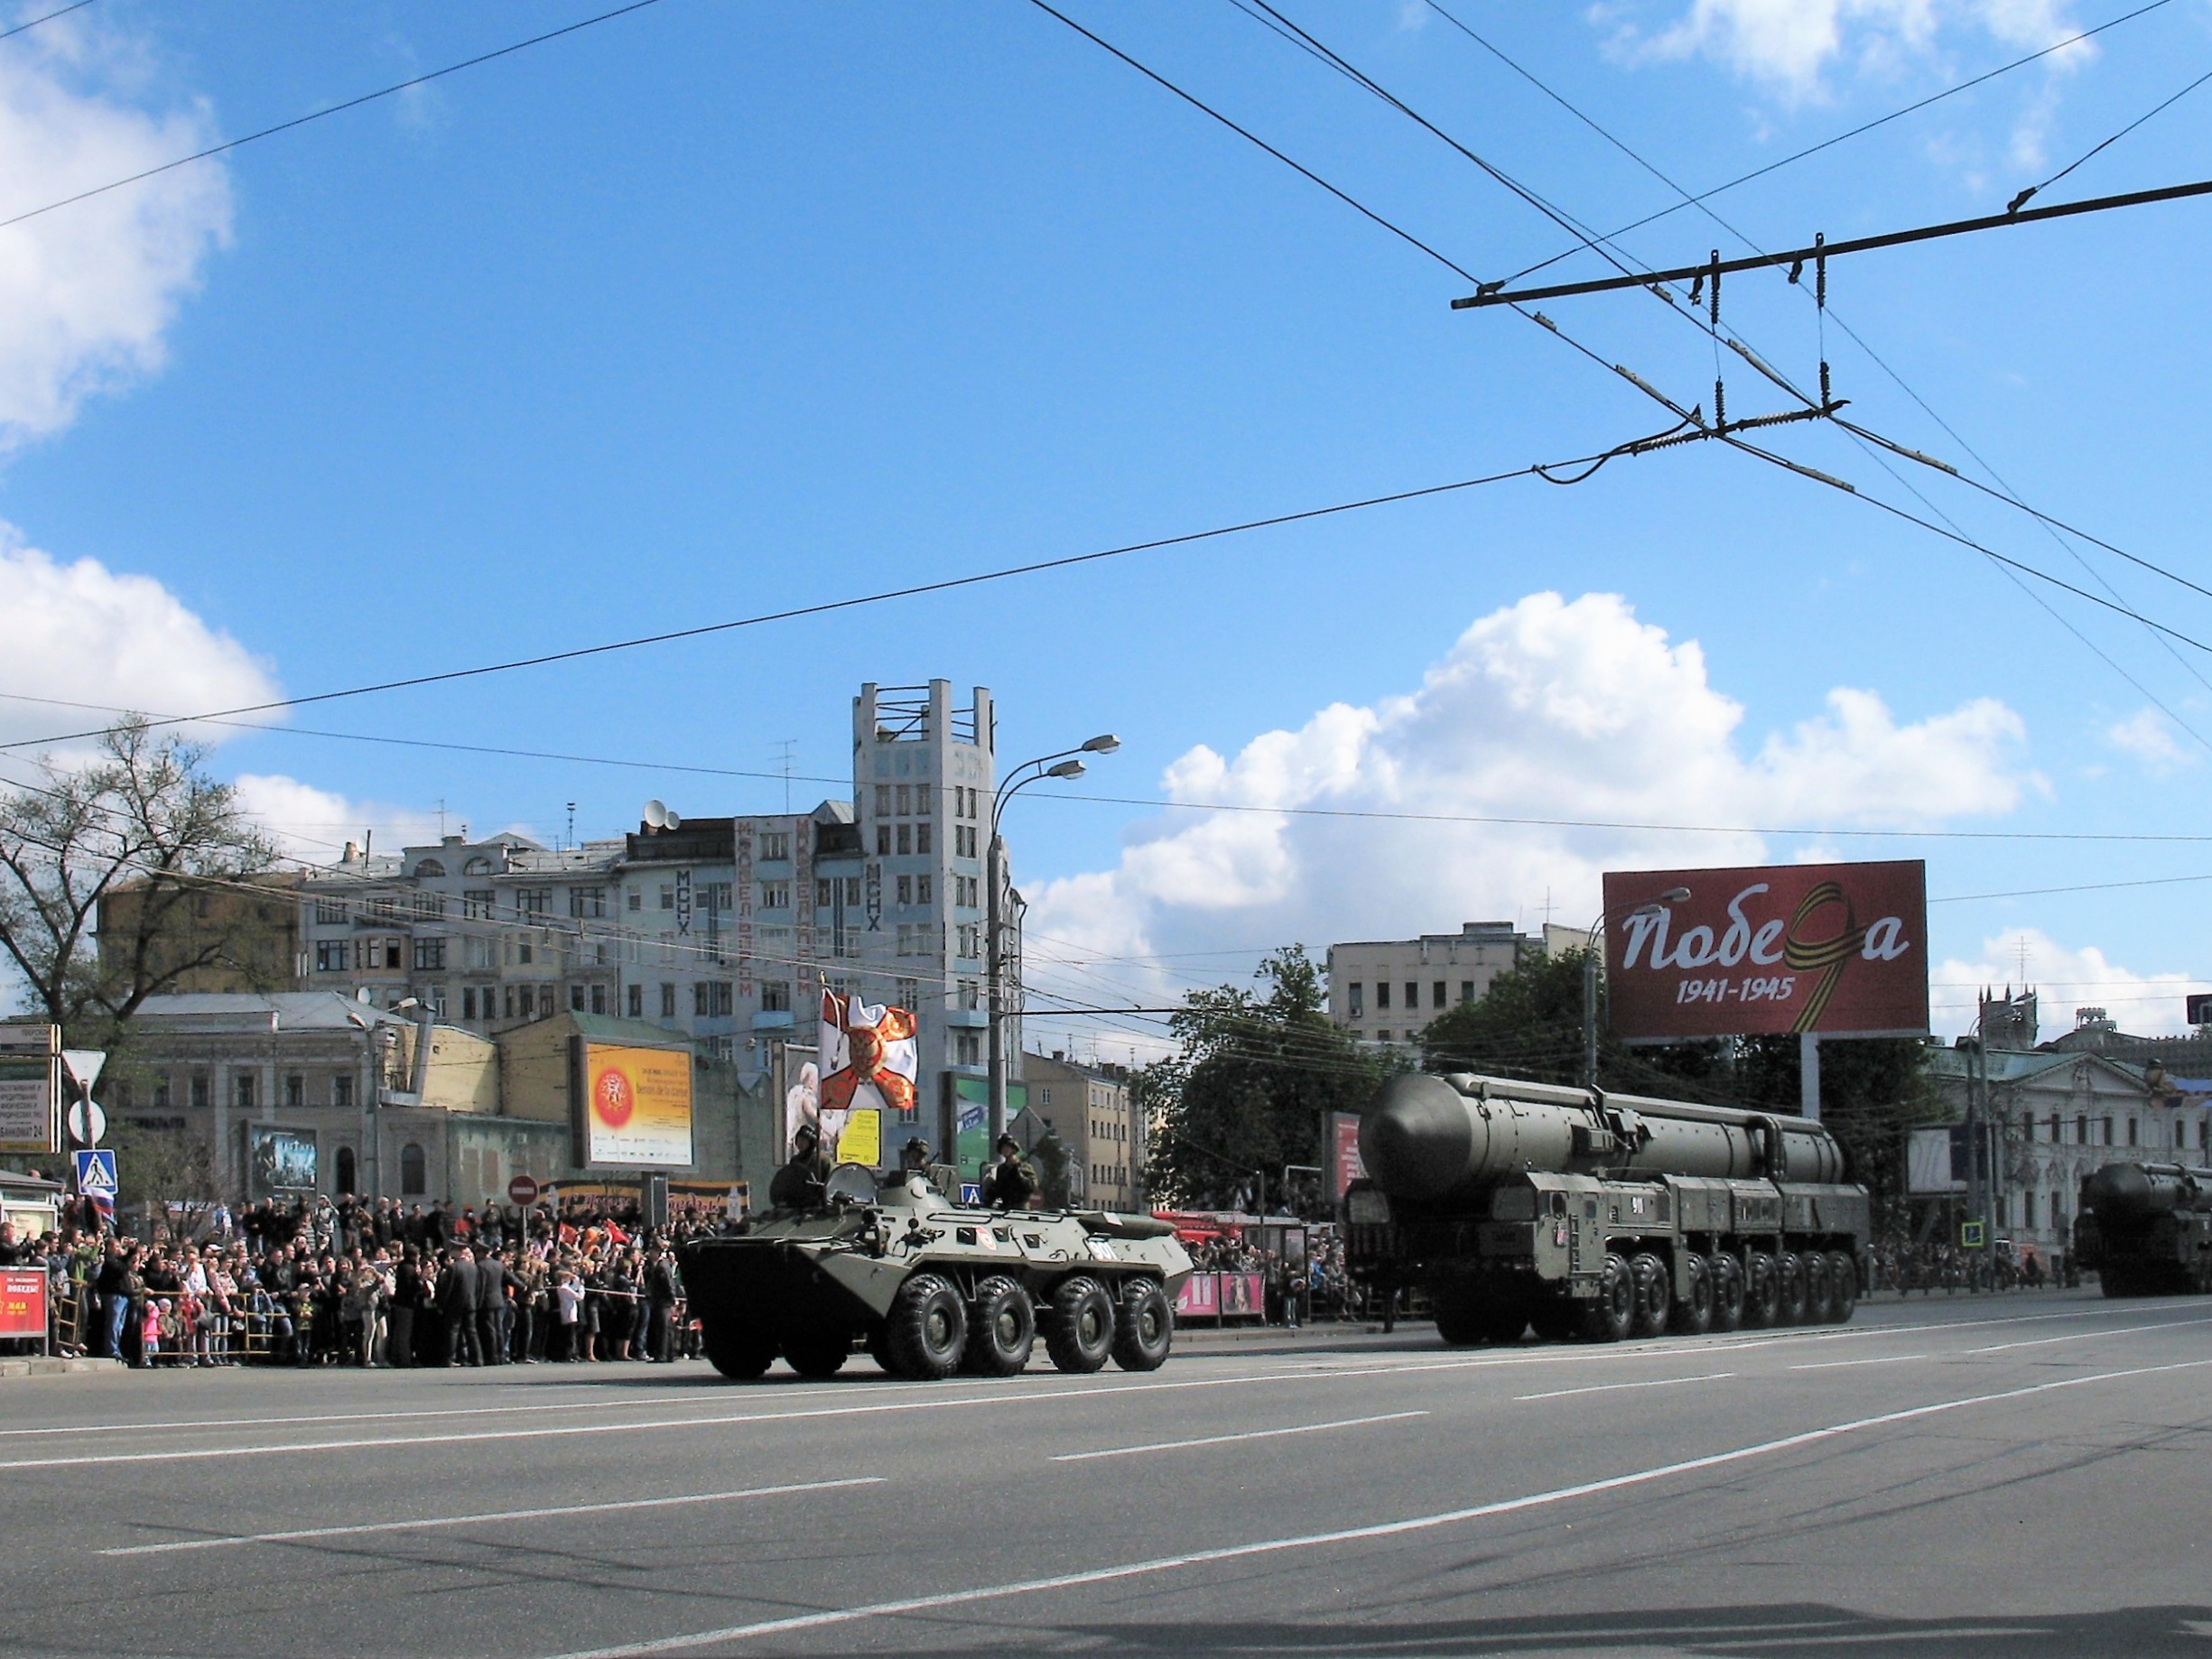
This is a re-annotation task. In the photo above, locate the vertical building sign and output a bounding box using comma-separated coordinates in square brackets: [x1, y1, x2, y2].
[864, 861, 882, 933]
[674, 868, 692, 937]
[735, 820, 754, 998]
[795, 818, 814, 987]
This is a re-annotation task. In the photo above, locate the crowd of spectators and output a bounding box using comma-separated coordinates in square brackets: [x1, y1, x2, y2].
[0, 1194, 740, 1367]
[1866, 1236, 2069, 1294]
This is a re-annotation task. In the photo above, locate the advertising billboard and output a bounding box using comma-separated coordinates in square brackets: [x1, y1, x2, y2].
[249, 1128, 319, 1194]
[1328, 1111, 1366, 1202]
[0, 1026, 58, 1157]
[1603, 860, 1929, 1042]
[577, 1043, 693, 1168]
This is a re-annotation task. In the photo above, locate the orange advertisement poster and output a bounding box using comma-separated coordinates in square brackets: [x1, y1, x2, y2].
[581, 1043, 693, 1168]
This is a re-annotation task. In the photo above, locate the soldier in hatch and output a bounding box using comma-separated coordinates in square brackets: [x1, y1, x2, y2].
[769, 1124, 831, 1210]
[981, 1135, 1038, 1210]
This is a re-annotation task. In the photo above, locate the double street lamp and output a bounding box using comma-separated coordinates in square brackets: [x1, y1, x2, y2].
[987, 733, 1120, 1145]
[1579, 886, 1690, 1089]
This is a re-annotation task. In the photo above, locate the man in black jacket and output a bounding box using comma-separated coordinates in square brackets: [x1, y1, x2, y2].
[387, 1246, 423, 1367]
[437, 1247, 480, 1366]
[475, 1248, 510, 1365]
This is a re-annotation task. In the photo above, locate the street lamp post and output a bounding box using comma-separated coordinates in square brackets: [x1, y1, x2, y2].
[987, 733, 1120, 1147]
[1580, 887, 1691, 1089]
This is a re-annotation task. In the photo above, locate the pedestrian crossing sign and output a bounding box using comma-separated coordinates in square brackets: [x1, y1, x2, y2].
[1960, 1219, 1985, 1248]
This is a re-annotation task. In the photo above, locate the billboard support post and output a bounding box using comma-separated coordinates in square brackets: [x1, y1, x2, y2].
[1800, 1032, 1822, 1122]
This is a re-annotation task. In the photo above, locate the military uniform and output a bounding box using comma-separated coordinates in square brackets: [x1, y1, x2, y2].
[768, 1149, 831, 1209]
[981, 1154, 1038, 1209]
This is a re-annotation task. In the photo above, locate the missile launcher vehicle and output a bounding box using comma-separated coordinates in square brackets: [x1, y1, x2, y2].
[679, 1163, 1193, 1380]
[1344, 1072, 1871, 1343]
[2075, 1161, 2212, 1296]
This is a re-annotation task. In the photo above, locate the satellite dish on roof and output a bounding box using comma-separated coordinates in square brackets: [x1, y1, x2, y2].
[643, 800, 669, 829]
[664, 810, 683, 830]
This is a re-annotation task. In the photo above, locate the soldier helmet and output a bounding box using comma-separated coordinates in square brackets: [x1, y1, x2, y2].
[997, 1134, 1020, 1154]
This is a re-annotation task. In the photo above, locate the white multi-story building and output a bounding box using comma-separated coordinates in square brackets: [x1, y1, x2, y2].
[283, 679, 1011, 1156]
[1325, 922, 1539, 1046]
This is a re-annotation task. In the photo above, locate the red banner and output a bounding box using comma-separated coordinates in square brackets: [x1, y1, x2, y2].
[1329, 1112, 1365, 1201]
[1603, 860, 1929, 1041]
[0, 1267, 45, 1339]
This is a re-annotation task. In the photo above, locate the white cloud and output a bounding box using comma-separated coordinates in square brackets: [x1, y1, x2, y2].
[1026, 591, 2034, 1014]
[2106, 706, 2193, 777]
[1609, 0, 2087, 101]
[1933, 927, 2198, 1037]
[228, 774, 447, 865]
[0, 19, 232, 444]
[0, 525, 276, 752]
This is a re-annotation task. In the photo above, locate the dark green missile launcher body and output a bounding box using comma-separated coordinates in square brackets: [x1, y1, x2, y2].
[1345, 1072, 1871, 1342]
[2075, 1161, 2212, 1296]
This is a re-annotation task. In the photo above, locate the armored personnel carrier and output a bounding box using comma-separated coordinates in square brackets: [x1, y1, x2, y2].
[679, 1163, 1193, 1380]
[1345, 1071, 1870, 1343]
[2075, 1160, 2212, 1295]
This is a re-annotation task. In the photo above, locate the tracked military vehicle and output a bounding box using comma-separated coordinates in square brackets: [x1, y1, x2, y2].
[2075, 1161, 2212, 1295]
[1345, 1072, 1870, 1343]
[679, 1163, 1194, 1380]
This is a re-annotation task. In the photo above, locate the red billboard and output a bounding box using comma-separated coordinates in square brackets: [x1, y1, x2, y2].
[1328, 1112, 1365, 1201]
[1603, 860, 1929, 1041]
[0, 1267, 45, 1340]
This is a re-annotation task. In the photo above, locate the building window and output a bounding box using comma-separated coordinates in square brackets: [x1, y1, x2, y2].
[1348, 983, 1364, 1019]
[1376, 1030, 1391, 1043]
[875, 784, 891, 817]
[915, 786, 931, 816]
[897, 924, 913, 957]
[917, 875, 933, 906]
[570, 887, 607, 919]
[315, 941, 349, 973]
[2102, 1117, 2114, 1145]
[956, 1031, 981, 1065]
[897, 784, 912, 815]
[462, 987, 477, 1020]
[334, 1074, 355, 1108]
[897, 875, 914, 905]
[659, 885, 676, 910]
[236, 1075, 255, 1109]
[897, 824, 912, 857]
[572, 984, 588, 1012]
[1460, 981, 1476, 1004]
[916, 823, 932, 855]
[762, 832, 791, 861]
[1432, 981, 1446, 1009]
[2127, 1117, 2138, 1145]
[1375, 983, 1390, 1012]
[906, 978, 928, 1009]
[537, 986, 554, 1017]
[2077, 1115, 2088, 1145]
[414, 937, 447, 972]
[1404, 982, 1418, 1013]
[590, 984, 607, 1015]
[659, 983, 676, 1018]
[627, 888, 642, 911]
[2024, 1190, 2038, 1228]
[284, 1074, 303, 1108]
[761, 882, 790, 910]
[335, 1147, 356, 1193]
[313, 896, 349, 925]
[761, 981, 791, 1014]
[400, 1142, 427, 1197]
[516, 889, 551, 918]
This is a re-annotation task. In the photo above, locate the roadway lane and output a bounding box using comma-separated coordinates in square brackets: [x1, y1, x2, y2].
[3, 1289, 2207, 1658]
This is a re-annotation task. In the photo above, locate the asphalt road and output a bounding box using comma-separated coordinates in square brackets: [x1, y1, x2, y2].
[4, 1289, 2208, 1659]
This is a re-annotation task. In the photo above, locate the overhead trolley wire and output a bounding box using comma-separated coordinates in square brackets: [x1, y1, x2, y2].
[1487, 0, 2182, 284]
[0, 0, 95, 45]
[2007, 60, 2212, 212]
[0, 0, 673, 234]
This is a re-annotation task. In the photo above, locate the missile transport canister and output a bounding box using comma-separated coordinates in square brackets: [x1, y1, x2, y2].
[1344, 1072, 1871, 1343]
[2074, 1161, 2212, 1296]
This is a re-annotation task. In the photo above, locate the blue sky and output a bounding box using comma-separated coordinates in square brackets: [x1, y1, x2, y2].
[6, 0, 2212, 1047]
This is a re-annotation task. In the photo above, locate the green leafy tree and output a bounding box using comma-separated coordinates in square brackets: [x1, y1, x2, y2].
[1734, 1035, 1944, 1237]
[1140, 946, 1395, 1214]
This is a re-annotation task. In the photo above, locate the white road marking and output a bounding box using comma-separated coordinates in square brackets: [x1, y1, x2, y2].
[535, 1357, 2212, 1659]
[0, 1391, 713, 1441]
[99, 1476, 882, 1557]
[1962, 1316, 2207, 1354]
[1517, 1373, 1733, 1402]
[1789, 1355, 1928, 1371]
[1052, 1410, 1426, 1462]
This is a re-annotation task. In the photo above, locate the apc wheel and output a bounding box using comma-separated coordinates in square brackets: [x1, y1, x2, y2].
[1775, 1252, 1809, 1325]
[702, 1323, 776, 1380]
[1044, 1275, 1115, 1374]
[1111, 1279, 1174, 1372]
[962, 1276, 1036, 1376]
[1669, 1254, 1714, 1337]
[1803, 1253, 1836, 1324]
[885, 1274, 968, 1380]
[1742, 1252, 1780, 1329]
[1826, 1251, 1859, 1322]
[783, 1327, 851, 1379]
[1629, 1253, 1671, 1339]
[1581, 1254, 1634, 1342]
[1708, 1256, 1744, 1333]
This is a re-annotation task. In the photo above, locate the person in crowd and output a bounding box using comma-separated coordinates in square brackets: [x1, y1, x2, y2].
[438, 1245, 481, 1366]
[475, 1246, 510, 1366]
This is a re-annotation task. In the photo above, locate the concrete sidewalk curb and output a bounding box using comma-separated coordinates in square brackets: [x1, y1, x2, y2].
[0, 1355, 125, 1379]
